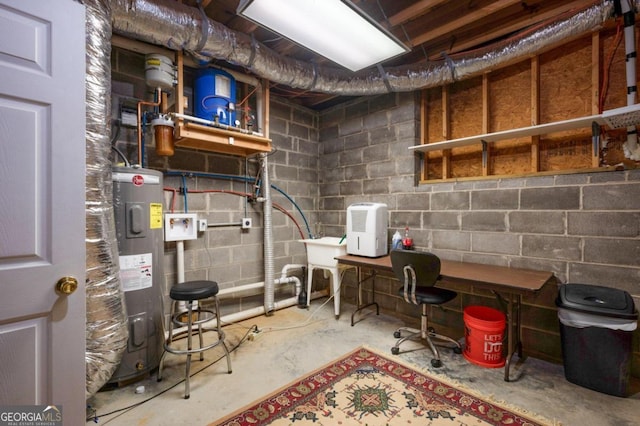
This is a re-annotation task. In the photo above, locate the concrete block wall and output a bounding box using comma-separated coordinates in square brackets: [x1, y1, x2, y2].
[318, 92, 640, 376]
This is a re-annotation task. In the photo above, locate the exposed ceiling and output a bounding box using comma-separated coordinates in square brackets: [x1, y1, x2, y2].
[179, 0, 603, 109]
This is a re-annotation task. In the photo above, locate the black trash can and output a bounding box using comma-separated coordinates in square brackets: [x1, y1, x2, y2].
[556, 283, 637, 397]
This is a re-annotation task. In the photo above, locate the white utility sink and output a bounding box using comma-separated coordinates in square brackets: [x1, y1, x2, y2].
[299, 236, 347, 268]
[299, 237, 349, 319]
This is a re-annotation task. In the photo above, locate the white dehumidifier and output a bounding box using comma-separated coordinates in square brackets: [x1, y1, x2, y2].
[346, 203, 388, 257]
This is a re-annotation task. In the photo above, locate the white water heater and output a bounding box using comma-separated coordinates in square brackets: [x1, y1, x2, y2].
[108, 166, 164, 385]
[346, 203, 388, 257]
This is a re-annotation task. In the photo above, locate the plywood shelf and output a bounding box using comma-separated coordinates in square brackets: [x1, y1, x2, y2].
[174, 121, 272, 157]
[410, 103, 640, 153]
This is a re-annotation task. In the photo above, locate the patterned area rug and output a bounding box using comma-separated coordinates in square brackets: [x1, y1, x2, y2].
[212, 346, 553, 426]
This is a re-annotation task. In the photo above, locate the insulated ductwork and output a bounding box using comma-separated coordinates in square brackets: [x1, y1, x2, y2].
[112, 0, 617, 96]
[85, 0, 129, 398]
[260, 153, 275, 314]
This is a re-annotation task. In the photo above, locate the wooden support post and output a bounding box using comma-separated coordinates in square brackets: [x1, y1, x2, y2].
[262, 79, 270, 138]
[175, 50, 185, 116]
[592, 121, 601, 162]
[442, 85, 451, 179]
[591, 32, 601, 167]
[241, 82, 249, 130]
[482, 74, 490, 176]
[531, 56, 540, 172]
[420, 89, 428, 181]
[481, 140, 488, 170]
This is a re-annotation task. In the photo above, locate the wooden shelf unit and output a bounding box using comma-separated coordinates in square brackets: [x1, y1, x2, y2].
[414, 31, 639, 181]
[173, 51, 272, 157]
[175, 121, 272, 157]
[410, 103, 640, 153]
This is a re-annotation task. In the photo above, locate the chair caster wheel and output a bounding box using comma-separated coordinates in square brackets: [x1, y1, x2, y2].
[393, 331, 401, 338]
[431, 359, 442, 368]
[453, 347, 462, 354]
[391, 347, 400, 355]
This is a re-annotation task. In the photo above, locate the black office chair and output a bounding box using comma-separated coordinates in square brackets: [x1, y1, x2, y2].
[390, 249, 462, 367]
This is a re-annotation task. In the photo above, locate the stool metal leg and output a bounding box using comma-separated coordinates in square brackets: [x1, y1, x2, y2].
[157, 300, 177, 383]
[215, 296, 232, 374]
[197, 308, 204, 362]
[184, 300, 194, 399]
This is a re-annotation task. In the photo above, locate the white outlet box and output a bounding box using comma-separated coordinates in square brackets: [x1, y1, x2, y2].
[164, 213, 198, 241]
[198, 219, 207, 232]
[242, 217, 252, 229]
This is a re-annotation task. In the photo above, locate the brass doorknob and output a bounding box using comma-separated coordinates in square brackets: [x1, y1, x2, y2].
[56, 276, 78, 295]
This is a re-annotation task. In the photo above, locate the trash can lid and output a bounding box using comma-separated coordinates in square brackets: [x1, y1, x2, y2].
[556, 283, 638, 320]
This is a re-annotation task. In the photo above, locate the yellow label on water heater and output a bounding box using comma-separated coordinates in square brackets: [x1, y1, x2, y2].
[149, 203, 163, 229]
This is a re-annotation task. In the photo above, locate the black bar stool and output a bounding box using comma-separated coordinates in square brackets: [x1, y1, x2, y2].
[158, 280, 232, 399]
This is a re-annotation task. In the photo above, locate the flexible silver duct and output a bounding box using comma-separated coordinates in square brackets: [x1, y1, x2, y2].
[260, 153, 275, 314]
[85, 0, 129, 398]
[111, 0, 617, 96]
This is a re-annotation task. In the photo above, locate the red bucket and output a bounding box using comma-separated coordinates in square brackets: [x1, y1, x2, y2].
[463, 305, 506, 368]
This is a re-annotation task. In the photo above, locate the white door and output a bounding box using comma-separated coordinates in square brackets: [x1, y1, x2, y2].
[0, 0, 86, 424]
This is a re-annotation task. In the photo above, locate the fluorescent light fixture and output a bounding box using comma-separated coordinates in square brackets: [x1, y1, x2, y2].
[237, 0, 409, 72]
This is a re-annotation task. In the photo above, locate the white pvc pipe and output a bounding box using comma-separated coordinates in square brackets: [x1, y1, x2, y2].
[221, 298, 298, 324]
[217, 274, 303, 298]
[173, 112, 222, 127]
[280, 264, 306, 278]
[176, 240, 191, 310]
[220, 290, 327, 324]
[280, 275, 302, 296]
[217, 281, 266, 296]
[176, 240, 185, 283]
[621, 0, 640, 159]
[171, 112, 265, 136]
[165, 289, 328, 338]
[168, 264, 305, 336]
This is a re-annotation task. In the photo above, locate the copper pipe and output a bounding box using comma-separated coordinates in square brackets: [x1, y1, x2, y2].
[136, 87, 162, 165]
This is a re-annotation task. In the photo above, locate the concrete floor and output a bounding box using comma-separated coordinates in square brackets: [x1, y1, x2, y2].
[86, 298, 640, 425]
